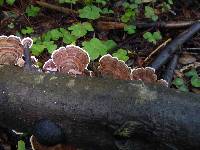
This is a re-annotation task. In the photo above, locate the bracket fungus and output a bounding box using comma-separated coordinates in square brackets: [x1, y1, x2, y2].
[43, 59, 58, 72]
[0, 35, 33, 67]
[0, 35, 24, 65]
[131, 67, 168, 87]
[47, 45, 90, 76]
[98, 54, 131, 80]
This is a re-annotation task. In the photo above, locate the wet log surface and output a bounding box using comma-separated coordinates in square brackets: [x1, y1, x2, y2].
[0, 65, 200, 150]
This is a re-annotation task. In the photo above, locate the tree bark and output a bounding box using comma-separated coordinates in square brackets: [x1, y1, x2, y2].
[0, 65, 200, 150]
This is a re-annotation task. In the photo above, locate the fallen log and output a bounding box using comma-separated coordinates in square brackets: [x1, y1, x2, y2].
[0, 65, 200, 150]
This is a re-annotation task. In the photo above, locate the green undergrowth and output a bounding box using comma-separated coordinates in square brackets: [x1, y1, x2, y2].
[1, 0, 174, 62]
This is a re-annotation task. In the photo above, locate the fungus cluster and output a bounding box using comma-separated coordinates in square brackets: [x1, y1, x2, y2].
[43, 44, 168, 86]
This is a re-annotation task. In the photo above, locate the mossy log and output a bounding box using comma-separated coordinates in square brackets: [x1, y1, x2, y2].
[0, 65, 200, 150]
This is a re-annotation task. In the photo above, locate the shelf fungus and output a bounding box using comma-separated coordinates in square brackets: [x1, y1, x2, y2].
[46, 45, 90, 76]
[98, 54, 131, 80]
[0, 35, 24, 65]
[131, 67, 168, 87]
[43, 59, 58, 72]
[0, 35, 33, 67]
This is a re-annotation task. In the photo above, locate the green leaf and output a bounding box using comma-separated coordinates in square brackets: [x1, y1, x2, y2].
[178, 84, 189, 92]
[153, 31, 162, 40]
[26, 5, 40, 17]
[143, 32, 152, 39]
[124, 25, 136, 34]
[79, 5, 101, 20]
[144, 6, 158, 21]
[185, 69, 198, 78]
[31, 44, 46, 56]
[191, 76, 200, 88]
[43, 41, 57, 54]
[6, 0, 15, 5]
[101, 8, 114, 14]
[60, 28, 77, 44]
[112, 49, 129, 61]
[21, 27, 34, 35]
[103, 40, 117, 50]
[68, 22, 94, 38]
[172, 78, 184, 87]
[49, 29, 63, 41]
[0, 0, 4, 6]
[82, 38, 108, 60]
[143, 31, 162, 44]
[17, 140, 25, 150]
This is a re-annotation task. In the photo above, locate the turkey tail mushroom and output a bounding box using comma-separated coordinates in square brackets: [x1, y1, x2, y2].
[51, 45, 90, 76]
[131, 67, 168, 87]
[0, 35, 24, 65]
[43, 59, 58, 72]
[98, 54, 131, 80]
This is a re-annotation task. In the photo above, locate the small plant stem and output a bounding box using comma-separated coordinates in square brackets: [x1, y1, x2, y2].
[144, 38, 171, 63]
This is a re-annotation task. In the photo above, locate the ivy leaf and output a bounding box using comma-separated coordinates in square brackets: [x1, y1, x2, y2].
[26, 5, 40, 17]
[112, 49, 129, 61]
[68, 22, 94, 38]
[17, 140, 25, 150]
[82, 38, 108, 60]
[79, 5, 101, 20]
[21, 27, 34, 35]
[6, 0, 15, 5]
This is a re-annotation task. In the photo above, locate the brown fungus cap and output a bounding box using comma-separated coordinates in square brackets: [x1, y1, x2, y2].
[98, 54, 131, 80]
[0, 35, 24, 65]
[131, 67, 157, 83]
[131, 67, 168, 87]
[52, 45, 90, 75]
[43, 59, 58, 72]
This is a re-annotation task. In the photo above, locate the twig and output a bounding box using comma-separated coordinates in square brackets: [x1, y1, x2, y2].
[36, 1, 78, 15]
[149, 21, 200, 70]
[144, 38, 171, 63]
[35, 1, 114, 21]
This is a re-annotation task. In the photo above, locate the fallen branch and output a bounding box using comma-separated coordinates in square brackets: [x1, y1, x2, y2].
[162, 53, 179, 86]
[96, 21, 197, 30]
[149, 21, 200, 70]
[0, 66, 200, 150]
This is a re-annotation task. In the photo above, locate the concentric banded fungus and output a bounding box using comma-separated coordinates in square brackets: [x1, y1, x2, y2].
[21, 37, 33, 48]
[52, 45, 90, 75]
[131, 67, 168, 86]
[43, 59, 57, 72]
[0, 35, 24, 65]
[98, 54, 131, 80]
